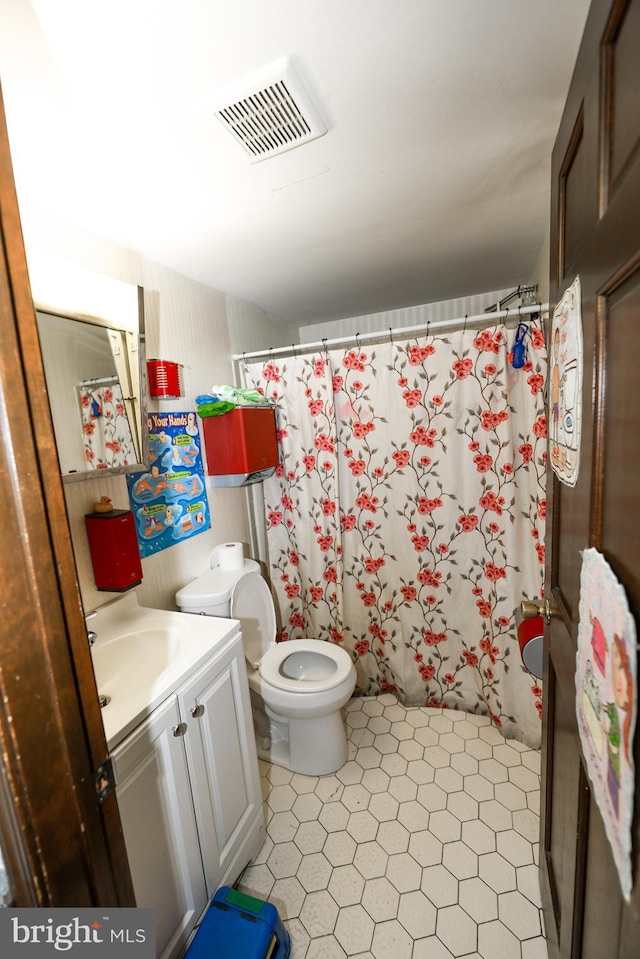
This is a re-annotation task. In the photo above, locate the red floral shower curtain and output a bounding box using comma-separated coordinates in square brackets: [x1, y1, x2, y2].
[79, 382, 137, 470]
[244, 321, 547, 745]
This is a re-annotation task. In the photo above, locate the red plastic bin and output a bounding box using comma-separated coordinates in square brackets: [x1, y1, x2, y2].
[200, 407, 278, 478]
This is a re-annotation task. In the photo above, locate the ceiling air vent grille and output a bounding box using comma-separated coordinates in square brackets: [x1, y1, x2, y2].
[213, 57, 326, 163]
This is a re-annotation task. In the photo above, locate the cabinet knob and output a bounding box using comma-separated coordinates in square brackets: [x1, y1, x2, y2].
[172, 722, 188, 737]
[191, 704, 205, 719]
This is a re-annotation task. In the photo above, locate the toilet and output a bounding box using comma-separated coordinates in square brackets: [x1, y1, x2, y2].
[176, 558, 356, 776]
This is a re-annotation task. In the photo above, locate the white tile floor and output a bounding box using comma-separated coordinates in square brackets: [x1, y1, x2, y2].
[238, 694, 547, 959]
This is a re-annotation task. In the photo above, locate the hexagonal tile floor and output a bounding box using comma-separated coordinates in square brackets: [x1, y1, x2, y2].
[238, 695, 547, 959]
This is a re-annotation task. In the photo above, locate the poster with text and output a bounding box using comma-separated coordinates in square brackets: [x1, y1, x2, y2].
[127, 411, 210, 558]
[550, 275, 583, 486]
[576, 548, 637, 900]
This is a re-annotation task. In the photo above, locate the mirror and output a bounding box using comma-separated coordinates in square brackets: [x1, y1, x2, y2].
[36, 308, 148, 480]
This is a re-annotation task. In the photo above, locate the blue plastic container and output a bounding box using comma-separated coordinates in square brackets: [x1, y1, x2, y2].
[184, 886, 291, 959]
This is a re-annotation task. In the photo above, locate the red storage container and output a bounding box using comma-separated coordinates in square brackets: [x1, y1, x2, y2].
[200, 407, 279, 486]
[85, 509, 143, 591]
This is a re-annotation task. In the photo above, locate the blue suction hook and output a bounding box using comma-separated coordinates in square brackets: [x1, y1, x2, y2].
[511, 322, 529, 369]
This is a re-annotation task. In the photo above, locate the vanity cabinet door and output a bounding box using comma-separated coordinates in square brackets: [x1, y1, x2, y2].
[178, 632, 264, 895]
[111, 695, 207, 959]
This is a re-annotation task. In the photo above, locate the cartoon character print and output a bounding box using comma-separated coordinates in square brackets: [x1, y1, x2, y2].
[590, 613, 607, 675]
[602, 634, 633, 818]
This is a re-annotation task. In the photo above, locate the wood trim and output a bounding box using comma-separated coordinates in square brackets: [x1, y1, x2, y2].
[597, 0, 622, 214]
[541, 658, 560, 936]
[592, 250, 640, 549]
[590, 295, 607, 548]
[558, 105, 585, 284]
[4, 141, 110, 778]
[0, 83, 134, 906]
[570, 766, 590, 959]
[598, 23, 611, 217]
[0, 745, 37, 906]
[600, 0, 637, 212]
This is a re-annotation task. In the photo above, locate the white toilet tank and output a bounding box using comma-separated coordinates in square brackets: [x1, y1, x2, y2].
[176, 559, 259, 616]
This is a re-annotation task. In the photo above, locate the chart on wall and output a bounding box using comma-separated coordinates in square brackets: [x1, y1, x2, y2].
[549, 275, 583, 486]
[126, 411, 210, 558]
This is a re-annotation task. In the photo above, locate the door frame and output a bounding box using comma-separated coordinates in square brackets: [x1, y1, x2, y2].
[0, 84, 134, 906]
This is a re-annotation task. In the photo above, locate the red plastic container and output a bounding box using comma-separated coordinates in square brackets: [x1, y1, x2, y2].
[147, 359, 183, 398]
[200, 407, 278, 478]
[85, 509, 143, 591]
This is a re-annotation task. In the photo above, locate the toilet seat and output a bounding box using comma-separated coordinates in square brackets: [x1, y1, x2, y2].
[261, 639, 354, 693]
[230, 572, 277, 664]
[230, 572, 354, 694]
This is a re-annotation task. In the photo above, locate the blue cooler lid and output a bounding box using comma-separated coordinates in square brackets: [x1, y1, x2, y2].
[184, 887, 290, 959]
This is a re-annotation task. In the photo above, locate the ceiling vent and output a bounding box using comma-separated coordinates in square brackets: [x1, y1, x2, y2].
[212, 57, 327, 163]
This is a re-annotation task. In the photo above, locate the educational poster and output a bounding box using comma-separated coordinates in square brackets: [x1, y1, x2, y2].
[549, 275, 583, 486]
[576, 548, 637, 901]
[127, 411, 210, 558]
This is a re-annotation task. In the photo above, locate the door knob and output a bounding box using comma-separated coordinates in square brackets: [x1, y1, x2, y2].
[520, 599, 560, 624]
[172, 723, 188, 737]
[191, 704, 205, 719]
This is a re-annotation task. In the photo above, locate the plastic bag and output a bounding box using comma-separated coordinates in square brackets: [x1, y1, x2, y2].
[196, 386, 271, 418]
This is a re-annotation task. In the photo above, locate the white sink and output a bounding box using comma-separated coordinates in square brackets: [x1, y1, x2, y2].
[92, 627, 187, 683]
[90, 591, 239, 748]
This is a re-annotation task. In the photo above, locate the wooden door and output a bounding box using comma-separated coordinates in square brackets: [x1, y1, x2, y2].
[541, 0, 640, 955]
[0, 84, 134, 905]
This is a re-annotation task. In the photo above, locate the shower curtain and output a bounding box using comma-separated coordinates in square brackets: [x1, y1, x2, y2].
[79, 382, 137, 470]
[244, 321, 547, 745]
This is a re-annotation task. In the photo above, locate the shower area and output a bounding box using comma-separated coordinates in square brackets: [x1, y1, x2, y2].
[240, 294, 548, 747]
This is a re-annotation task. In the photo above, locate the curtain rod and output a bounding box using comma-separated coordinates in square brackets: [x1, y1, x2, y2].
[233, 302, 548, 362]
[79, 374, 119, 387]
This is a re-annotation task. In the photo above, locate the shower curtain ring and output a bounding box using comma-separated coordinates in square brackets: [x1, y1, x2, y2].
[355, 332, 361, 350]
[389, 326, 394, 345]
[463, 314, 468, 334]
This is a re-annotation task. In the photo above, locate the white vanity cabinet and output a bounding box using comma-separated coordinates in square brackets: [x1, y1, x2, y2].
[111, 696, 206, 959]
[110, 629, 264, 959]
[177, 635, 264, 894]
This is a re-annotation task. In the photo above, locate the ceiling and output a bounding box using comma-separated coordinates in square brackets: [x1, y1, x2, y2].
[0, 0, 591, 326]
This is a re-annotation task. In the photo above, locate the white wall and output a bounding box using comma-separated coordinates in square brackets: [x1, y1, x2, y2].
[226, 294, 299, 356]
[301, 288, 515, 344]
[20, 205, 292, 611]
[531, 232, 551, 306]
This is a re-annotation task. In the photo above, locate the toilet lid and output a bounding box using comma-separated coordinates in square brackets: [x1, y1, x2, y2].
[261, 639, 355, 693]
[230, 572, 276, 663]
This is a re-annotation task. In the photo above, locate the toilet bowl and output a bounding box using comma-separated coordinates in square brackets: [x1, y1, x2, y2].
[176, 560, 356, 776]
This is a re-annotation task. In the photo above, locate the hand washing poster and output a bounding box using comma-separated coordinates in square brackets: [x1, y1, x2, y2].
[576, 548, 637, 900]
[127, 411, 210, 557]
